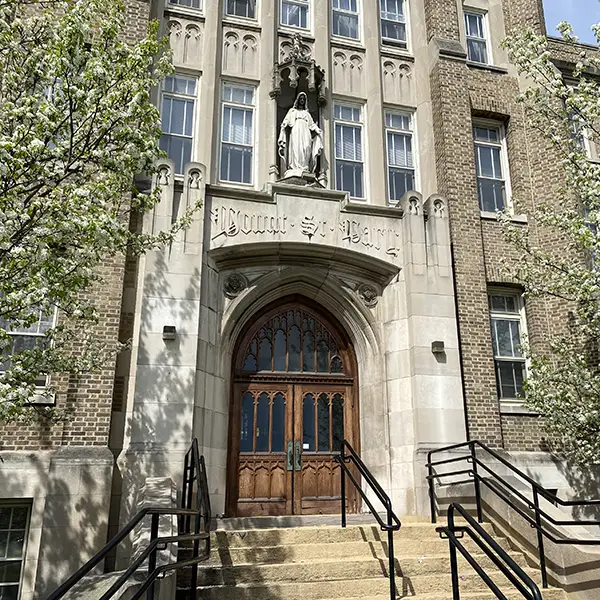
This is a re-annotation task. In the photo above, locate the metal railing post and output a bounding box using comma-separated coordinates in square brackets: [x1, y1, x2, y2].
[427, 450, 436, 524]
[532, 488, 548, 588]
[469, 442, 483, 523]
[447, 506, 460, 600]
[341, 445, 347, 529]
[146, 513, 160, 600]
[387, 508, 396, 600]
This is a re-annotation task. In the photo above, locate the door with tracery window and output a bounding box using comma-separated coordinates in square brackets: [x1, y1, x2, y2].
[228, 299, 358, 516]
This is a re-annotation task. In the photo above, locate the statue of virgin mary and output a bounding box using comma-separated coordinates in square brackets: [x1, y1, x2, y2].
[277, 92, 323, 177]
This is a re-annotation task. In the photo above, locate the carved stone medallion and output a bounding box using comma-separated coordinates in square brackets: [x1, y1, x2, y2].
[357, 284, 379, 308]
[223, 273, 248, 298]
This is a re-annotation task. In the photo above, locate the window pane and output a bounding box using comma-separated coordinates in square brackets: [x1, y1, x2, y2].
[258, 338, 272, 371]
[220, 144, 253, 183]
[476, 145, 494, 178]
[317, 394, 330, 452]
[382, 19, 406, 41]
[170, 0, 202, 8]
[227, 0, 255, 18]
[467, 39, 488, 63]
[0, 510, 10, 530]
[332, 394, 344, 452]
[7, 531, 24, 559]
[240, 392, 254, 452]
[303, 394, 315, 451]
[496, 360, 525, 398]
[281, 1, 308, 28]
[0, 584, 19, 600]
[273, 329, 286, 371]
[302, 330, 315, 372]
[478, 178, 505, 211]
[255, 392, 269, 452]
[271, 393, 285, 452]
[160, 134, 191, 174]
[333, 12, 359, 39]
[336, 161, 364, 198]
[389, 168, 414, 201]
[288, 325, 301, 371]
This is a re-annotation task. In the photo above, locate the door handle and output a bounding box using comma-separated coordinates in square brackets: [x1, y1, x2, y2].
[295, 440, 302, 471]
[286, 440, 293, 471]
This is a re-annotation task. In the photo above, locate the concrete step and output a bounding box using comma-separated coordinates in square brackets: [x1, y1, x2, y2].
[193, 570, 558, 600]
[197, 553, 532, 584]
[212, 523, 496, 548]
[204, 537, 513, 565]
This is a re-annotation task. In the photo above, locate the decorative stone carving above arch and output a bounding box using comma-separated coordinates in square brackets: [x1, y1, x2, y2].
[279, 37, 313, 62]
[223, 28, 259, 78]
[332, 48, 365, 97]
[169, 18, 204, 69]
[382, 57, 414, 105]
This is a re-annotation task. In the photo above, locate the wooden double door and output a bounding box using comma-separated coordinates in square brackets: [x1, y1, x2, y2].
[231, 380, 356, 516]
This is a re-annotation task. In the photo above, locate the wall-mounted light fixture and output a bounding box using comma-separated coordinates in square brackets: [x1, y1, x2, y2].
[162, 325, 177, 341]
[431, 340, 445, 354]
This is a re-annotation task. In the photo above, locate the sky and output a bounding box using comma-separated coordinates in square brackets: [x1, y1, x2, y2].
[543, 0, 600, 44]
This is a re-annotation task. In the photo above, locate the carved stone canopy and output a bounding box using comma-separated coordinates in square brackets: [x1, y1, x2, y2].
[271, 33, 327, 106]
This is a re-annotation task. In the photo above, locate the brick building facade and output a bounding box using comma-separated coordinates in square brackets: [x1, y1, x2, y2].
[0, 0, 596, 598]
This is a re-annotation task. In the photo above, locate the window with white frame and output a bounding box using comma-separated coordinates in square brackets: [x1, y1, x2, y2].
[380, 0, 407, 47]
[473, 122, 509, 212]
[464, 11, 489, 64]
[226, 0, 256, 19]
[0, 504, 30, 600]
[220, 84, 256, 185]
[489, 291, 527, 400]
[280, 0, 309, 28]
[332, 0, 360, 40]
[169, 0, 202, 9]
[0, 309, 55, 388]
[160, 75, 197, 175]
[334, 103, 364, 199]
[385, 111, 416, 202]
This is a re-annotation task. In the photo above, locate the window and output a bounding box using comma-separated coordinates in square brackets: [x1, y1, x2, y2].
[220, 84, 256, 185]
[385, 111, 416, 201]
[489, 291, 526, 400]
[334, 103, 364, 199]
[160, 75, 197, 175]
[169, 0, 202, 9]
[464, 11, 489, 64]
[473, 123, 509, 212]
[380, 0, 407, 47]
[227, 0, 256, 18]
[332, 0, 359, 40]
[280, 0, 309, 28]
[0, 504, 30, 600]
[0, 309, 55, 387]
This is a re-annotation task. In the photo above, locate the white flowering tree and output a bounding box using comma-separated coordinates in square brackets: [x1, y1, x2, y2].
[0, 0, 195, 421]
[502, 21, 600, 463]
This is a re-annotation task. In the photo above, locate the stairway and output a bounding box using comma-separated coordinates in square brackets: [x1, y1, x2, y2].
[177, 516, 566, 599]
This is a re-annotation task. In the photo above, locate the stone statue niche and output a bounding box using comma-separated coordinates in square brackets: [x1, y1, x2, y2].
[271, 34, 327, 187]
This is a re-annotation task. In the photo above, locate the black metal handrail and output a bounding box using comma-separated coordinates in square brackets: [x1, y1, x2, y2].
[426, 440, 600, 589]
[45, 438, 211, 600]
[437, 503, 543, 600]
[334, 440, 401, 600]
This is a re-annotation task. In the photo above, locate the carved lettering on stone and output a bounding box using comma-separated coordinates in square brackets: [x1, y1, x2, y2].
[211, 207, 288, 240]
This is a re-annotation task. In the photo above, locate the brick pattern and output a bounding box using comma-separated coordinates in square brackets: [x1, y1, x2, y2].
[425, 0, 581, 451]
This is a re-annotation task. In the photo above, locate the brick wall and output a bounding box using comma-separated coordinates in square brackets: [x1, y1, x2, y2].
[425, 0, 582, 451]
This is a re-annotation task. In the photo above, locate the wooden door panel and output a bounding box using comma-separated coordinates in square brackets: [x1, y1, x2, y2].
[233, 383, 293, 516]
[294, 384, 355, 515]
